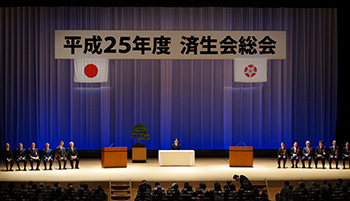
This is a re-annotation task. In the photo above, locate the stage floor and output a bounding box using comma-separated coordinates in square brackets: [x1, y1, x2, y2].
[1, 157, 349, 183]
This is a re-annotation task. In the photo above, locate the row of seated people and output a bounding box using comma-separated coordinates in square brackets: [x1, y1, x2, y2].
[2, 141, 79, 171]
[277, 140, 350, 169]
[135, 180, 269, 201]
[0, 181, 107, 201]
[275, 179, 350, 201]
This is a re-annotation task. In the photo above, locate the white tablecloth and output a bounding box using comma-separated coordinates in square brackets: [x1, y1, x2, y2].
[158, 150, 195, 166]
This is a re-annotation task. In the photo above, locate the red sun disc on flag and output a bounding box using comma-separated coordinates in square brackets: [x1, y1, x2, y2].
[244, 64, 257, 78]
[84, 64, 98, 78]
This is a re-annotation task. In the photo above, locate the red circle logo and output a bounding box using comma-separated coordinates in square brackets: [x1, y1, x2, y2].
[244, 64, 257, 78]
[84, 64, 98, 78]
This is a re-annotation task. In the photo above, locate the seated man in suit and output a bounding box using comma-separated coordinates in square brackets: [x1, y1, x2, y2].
[56, 141, 67, 170]
[301, 141, 313, 168]
[139, 180, 152, 193]
[290, 142, 300, 168]
[233, 174, 252, 190]
[15, 143, 27, 171]
[314, 140, 327, 169]
[3, 143, 14, 171]
[42, 143, 54, 170]
[224, 180, 236, 192]
[329, 140, 339, 169]
[171, 138, 181, 150]
[342, 142, 350, 169]
[67, 141, 79, 169]
[277, 141, 288, 168]
[28, 142, 41, 170]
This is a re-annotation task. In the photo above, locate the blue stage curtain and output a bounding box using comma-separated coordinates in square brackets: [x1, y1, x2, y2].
[0, 7, 337, 150]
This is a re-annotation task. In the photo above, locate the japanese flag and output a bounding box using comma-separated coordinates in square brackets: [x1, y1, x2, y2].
[234, 58, 267, 82]
[74, 59, 108, 83]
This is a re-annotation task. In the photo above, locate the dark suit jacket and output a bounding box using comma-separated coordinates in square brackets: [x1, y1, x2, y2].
[290, 147, 300, 158]
[342, 147, 350, 158]
[28, 148, 40, 159]
[239, 175, 252, 188]
[329, 146, 339, 157]
[16, 148, 27, 160]
[3, 149, 13, 160]
[42, 148, 54, 160]
[277, 147, 288, 158]
[139, 183, 152, 192]
[302, 147, 313, 157]
[67, 147, 78, 160]
[171, 144, 181, 150]
[56, 146, 67, 159]
[315, 146, 327, 158]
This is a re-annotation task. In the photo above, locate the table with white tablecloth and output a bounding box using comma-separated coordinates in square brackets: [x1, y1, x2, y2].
[158, 150, 195, 166]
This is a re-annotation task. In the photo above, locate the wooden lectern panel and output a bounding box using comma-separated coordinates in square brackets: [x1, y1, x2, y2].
[229, 146, 253, 167]
[101, 147, 127, 168]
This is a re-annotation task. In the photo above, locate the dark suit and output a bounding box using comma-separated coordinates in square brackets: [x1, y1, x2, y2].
[171, 144, 181, 150]
[290, 146, 300, 167]
[67, 147, 79, 169]
[329, 146, 339, 168]
[139, 183, 152, 193]
[42, 148, 54, 169]
[301, 147, 313, 168]
[28, 148, 41, 170]
[314, 146, 327, 168]
[277, 147, 288, 168]
[342, 146, 350, 168]
[56, 146, 67, 169]
[15, 148, 27, 170]
[239, 175, 252, 190]
[223, 184, 236, 192]
[3, 149, 13, 170]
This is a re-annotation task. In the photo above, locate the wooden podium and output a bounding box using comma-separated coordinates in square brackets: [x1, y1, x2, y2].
[229, 146, 253, 167]
[101, 147, 127, 168]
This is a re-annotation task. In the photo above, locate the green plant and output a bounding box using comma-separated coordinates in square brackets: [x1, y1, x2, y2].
[130, 123, 150, 146]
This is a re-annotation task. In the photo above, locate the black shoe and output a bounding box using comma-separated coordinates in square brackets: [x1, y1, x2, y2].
[49, 168, 52, 170]
[75, 167, 79, 169]
[291, 165, 294, 168]
[278, 166, 281, 169]
[36, 168, 40, 171]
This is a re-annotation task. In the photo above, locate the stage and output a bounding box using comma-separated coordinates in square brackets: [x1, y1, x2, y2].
[1, 157, 349, 182]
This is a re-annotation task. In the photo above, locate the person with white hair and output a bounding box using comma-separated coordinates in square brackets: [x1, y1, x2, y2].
[67, 141, 79, 169]
[301, 141, 313, 168]
[42, 143, 54, 170]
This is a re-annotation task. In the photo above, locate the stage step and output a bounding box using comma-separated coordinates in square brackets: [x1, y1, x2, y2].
[109, 180, 132, 201]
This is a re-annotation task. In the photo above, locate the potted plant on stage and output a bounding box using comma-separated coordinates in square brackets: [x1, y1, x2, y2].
[130, 123, 150, 163]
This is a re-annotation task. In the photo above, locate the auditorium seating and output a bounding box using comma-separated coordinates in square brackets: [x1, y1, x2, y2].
[0, 181, 107, 201]
[275, 179, 350, 201]
[135, 183, 269, 201]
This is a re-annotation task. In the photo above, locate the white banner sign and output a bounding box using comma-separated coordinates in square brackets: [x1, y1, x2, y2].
[55, 30, 286, 60]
